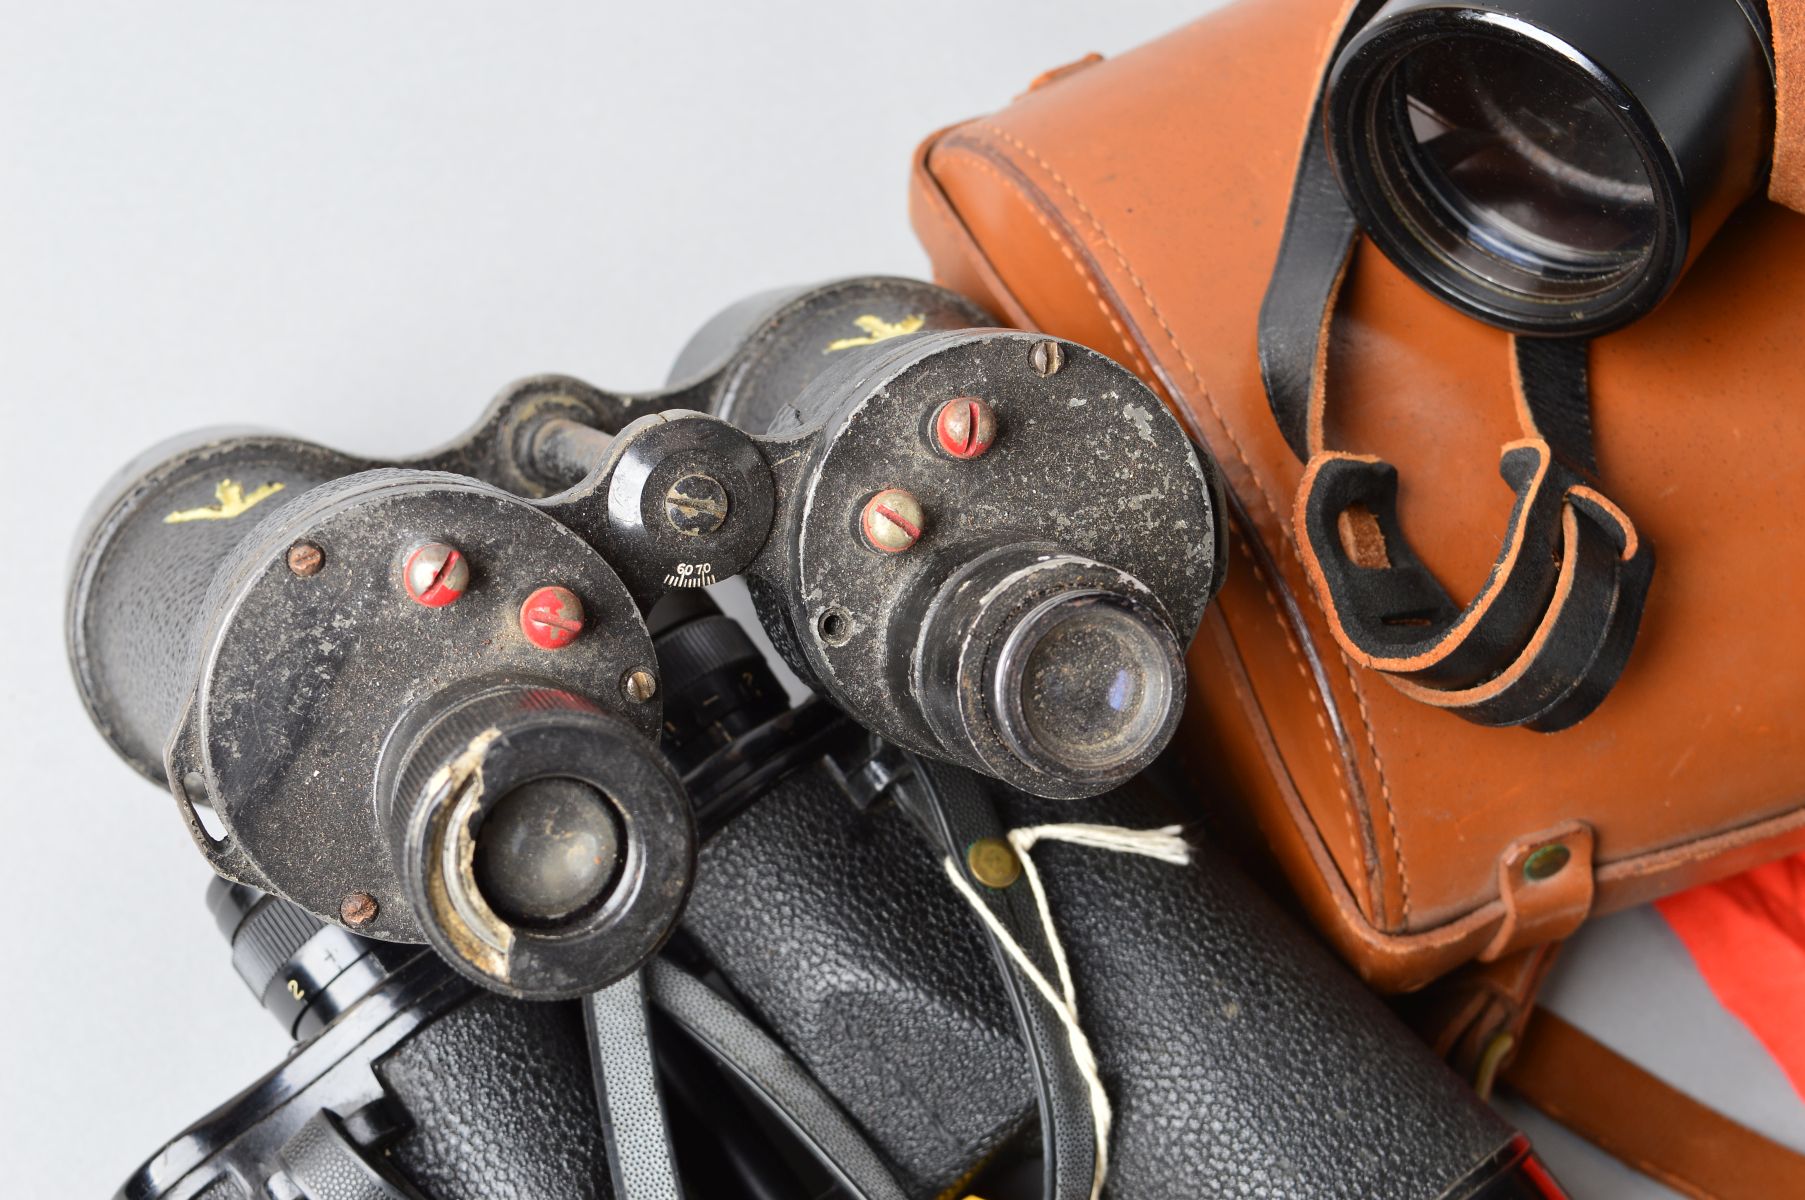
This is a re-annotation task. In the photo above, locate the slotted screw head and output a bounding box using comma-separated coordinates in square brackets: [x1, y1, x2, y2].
[664, 472, 730, 537]
[1030, 339, 1065, 377]
[934, 396, 997, 460]
[861, 488, 924, 553]
[623, 668, 658, 703]
[403, 542, 469, 607]
[286, 541, 324, 577]
[520, 586, 585, 650]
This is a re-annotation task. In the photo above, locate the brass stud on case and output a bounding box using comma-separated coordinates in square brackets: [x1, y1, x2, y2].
[966, 837, 1022, 889]
[1523, 844, 1571, 881]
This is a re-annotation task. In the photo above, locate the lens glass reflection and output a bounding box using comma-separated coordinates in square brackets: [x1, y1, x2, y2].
[1002, 596, 1175, 775]
[1386, 35, 1655, 295]
[473, 777, 623, 926]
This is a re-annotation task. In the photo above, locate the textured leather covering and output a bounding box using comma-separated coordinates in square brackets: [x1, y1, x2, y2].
[686, 760, 1515, 1198]
[66, 433, 359, 783]
[277, 1114, 413, 1200]
[681, 765, 1035, 1198]
[900, 758, 1101, 1200]
[999, 781, 1513, 1198]
[910, 0, 1805, 991]
[379, 991, 613, 1200]
[587, 974, 681, 1199]
[646, 959, 912, 1200]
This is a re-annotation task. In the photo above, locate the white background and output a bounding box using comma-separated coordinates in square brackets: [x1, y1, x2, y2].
[1, 3, 1798, 1197]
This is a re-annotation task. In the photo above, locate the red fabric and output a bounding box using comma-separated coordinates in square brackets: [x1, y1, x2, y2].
[1658, 852, 1805, 1101]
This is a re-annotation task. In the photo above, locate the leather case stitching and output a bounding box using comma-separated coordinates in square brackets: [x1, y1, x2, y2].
[971, 121, 1410, 924]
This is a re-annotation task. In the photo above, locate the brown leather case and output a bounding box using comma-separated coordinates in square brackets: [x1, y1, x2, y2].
[910, 0, 1805, 992]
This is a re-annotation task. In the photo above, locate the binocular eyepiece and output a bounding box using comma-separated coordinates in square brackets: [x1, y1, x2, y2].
[1326, 0, 1774, 335]
[67, 276, 1225, 999]
[378, 682, 693, 999]
[915, 545, 1184, 791]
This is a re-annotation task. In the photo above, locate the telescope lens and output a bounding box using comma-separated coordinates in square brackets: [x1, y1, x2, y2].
[472, 777, 624, 926]
[1329, 0, 1775, 334]
[996, 593, 1179, 778]
[1391, 37, 1657, 291]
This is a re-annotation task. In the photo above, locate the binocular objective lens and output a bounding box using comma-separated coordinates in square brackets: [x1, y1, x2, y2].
[997, 594, 1178, 777]
[1391, 37, 1656, 290]
[471, 777, 624, 927]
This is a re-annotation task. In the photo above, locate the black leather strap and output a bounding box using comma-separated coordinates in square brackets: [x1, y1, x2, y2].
[587, 971, 683, 1200]
[1256, 0, 1389, 462]
[894, 757, 1097, 1200]
[1255, 0, 1653, 731]
[644, 959, 910, 1200]
[1513, 338, 1598, 475]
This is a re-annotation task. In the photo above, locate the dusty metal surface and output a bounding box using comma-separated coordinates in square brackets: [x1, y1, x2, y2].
[743, 329, 1223, 797]
[66, 275, 1226, 968]
[165, 472, 662, 944]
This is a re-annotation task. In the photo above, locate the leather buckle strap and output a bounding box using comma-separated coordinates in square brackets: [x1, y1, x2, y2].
[1255, 2, 1654, 731]
[1504, 1008, 1805, 1200]
[1296, 440, 1654, 731]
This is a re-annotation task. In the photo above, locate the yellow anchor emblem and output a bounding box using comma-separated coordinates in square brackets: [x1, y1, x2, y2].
[823, 313, 925, 353]
[164, 478, 286, 524]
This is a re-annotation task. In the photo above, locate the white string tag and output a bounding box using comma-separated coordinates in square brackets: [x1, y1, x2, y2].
[941, 822, 1191, 1200]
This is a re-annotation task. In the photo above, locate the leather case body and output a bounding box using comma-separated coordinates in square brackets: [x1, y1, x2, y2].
[910, 0, 1805, 991]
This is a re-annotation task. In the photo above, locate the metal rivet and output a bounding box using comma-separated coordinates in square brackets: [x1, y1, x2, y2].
[664, 472, 730, 537]
[623, 668, 658, 703]
[520, 586, 585, 650]
[860, 488, 924, 553]
[1523, 844, 1571, 882]
[403, 542, 469, 607]
[340, 891, 379, 927]
[286, 541, 325, 577]
[967, 838, 1022, 889]
[1030, 339, 1065, 377]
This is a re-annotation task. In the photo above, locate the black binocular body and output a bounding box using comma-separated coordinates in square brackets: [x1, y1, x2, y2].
[69, 277, 1224, 1000]
[74, 277, 1560, 1198]
[121, 595, 1535, 1200]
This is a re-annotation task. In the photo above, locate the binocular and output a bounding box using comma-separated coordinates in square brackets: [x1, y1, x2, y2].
[69, 277, 1222, 1000]
[73, 274, 1563, 1198]
[118, 595, 1550, 1200]
[79, 0, 1799, 1188]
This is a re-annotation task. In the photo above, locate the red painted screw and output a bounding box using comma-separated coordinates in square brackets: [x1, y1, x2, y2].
[934, 396, 997, 460]
[521, 585, 585, 650]
[861, 488, 924, 554]
[403, 542, 469, 607]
